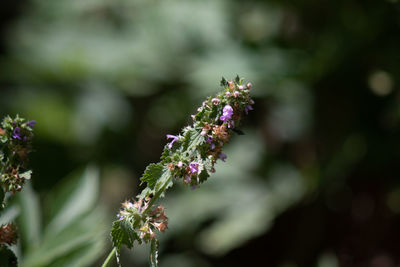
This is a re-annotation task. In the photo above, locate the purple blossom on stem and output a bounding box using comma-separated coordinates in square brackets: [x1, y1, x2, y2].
[220, 105, 234, 123]
[184, 176, 191, 184]
[12, 127, 22, 140]
[27, 120, 36, 127]
[189, 162, 199, 173]
[166, 134, 179, 149]
[219, 153, 227, 162]
[245, 105, 254, 115]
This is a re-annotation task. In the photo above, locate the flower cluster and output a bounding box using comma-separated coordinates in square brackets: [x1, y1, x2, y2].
[0, 115, 35, 194]
[114, 198, 168, 244]
[162, 76, 254, 188]
[111, 76, 254, 266]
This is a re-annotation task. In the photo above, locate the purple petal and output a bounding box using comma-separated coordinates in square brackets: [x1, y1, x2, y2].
[219, 153, 227, 162]
[27, 120, 36, 127]
[189, 162, 199, 173]
[166, 134, 179, 149]
[12, 127, 22, 140]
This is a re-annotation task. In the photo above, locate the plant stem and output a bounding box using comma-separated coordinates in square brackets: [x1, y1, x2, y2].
[101, 247, 117, 267]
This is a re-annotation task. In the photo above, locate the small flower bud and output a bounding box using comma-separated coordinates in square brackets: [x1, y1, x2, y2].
[225, 91, 231, 97]
[233, 91, 240, 97]
[247, 82, 252, 89]
[238, 85, 244, 90]
[154, 222, 168, 232]
[228, 81, 234, 90]
[212, 98, 220, 105]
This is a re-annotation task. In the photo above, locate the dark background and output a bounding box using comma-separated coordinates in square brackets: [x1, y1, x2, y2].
[1, 0, 400, 266]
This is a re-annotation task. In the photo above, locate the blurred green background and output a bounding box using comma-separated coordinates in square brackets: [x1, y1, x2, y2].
[1, 0, 400, 266]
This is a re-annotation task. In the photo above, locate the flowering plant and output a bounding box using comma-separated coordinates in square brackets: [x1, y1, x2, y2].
[0, 115, 35, 265]
[106, 76, 254, 267]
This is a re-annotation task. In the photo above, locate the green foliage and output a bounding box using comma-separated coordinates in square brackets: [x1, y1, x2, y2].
[140, 164, 164, 189]
[182, 128, 205, 155]
[17, 166, 107, 267]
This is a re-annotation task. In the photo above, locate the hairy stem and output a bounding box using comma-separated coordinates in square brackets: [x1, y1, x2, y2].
[101, 247, 117, 267]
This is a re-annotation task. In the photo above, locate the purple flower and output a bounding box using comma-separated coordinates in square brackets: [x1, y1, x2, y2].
[219, 153, 227, 162]
[220, 104, 234, 123]
[27, 120, 36, 127]
[166, 134, 179, 149]
[12, 127, 22, 140]
[184, 176, 191, 184]
[245, 105, 254, 115]
[189, 162, 199, 173]
[207, 136, 216, 149]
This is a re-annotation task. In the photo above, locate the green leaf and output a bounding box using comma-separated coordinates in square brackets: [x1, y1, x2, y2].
[140, 163, 163, 189]
[0, 135, 7, 143]
[0, 206, 20, 226]
[19, 170, 32, 180]
[17, 182, 41, 248]
[111, 219, 140, 252]
[182, 128, 204, 153]
[154, 169, 173, 198]
[160, 147, 171, 162]
[45, 165, 100, 234]
[0, 246, 18, 267]
[22, 207, 107, 267]
[198, 170, 210, 184]
[149, 238, 159, 267]
[220, 77, 227, 87]
[234, 74, 240, 84]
